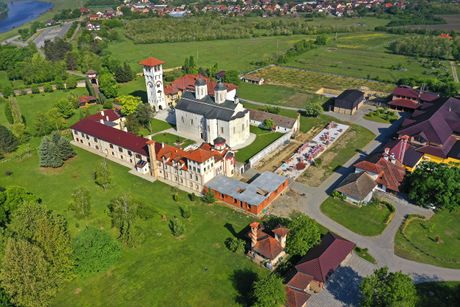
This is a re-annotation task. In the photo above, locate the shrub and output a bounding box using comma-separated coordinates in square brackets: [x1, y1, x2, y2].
[4, 103, 13, 124]
[172, 193, 179, 202]
[202, 190, 216, 204]
[188, 193, 196, 201]
[169, 217, 185, 237]
[331, 190, 345, 200]
[180, 206, 192, 219]
[72, 227, 121, 274]
[137, 204, 156, 220]
[31, 85, 40, 94]
[225, 237, 245, 253]
[0, 125, 18, 153]
[103, 100, 113, 109]
[43, 84, 53, 93]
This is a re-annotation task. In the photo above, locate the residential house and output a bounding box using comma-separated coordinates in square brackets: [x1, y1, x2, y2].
[286, 233, 355, 307]
[333, 89, 365, 115]
[241, 75, 264, 85]
[247, 221, 288, 268]
[249, 109, 300, 134]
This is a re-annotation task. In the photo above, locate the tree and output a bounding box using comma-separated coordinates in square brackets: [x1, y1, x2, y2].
[134, 103, 154, 130]
[114, 62, 134, 83]
[44, 38, 72, 62]
[225, 237, 244, 253]
[65, 52, 78, 70]
[203, 190, 216, 204]
[0, 186, 38, 226]
[304, 103, 322, 117]
[252, 273, 286, 307]
[39, 133, 75, 168]
[66, 76, 78, 89]
[1, 238, 55, 307]
[107, 194, 139, 246]
[0, 125, 18, 153]
[117, 95, 142, 116]
[285, 212, 321, 256]
[169, 217, 185, 237]
[262, 118, 275, 130]
[2, 203, 73, 306]
[54, 99, 74, 119]
[180, 205, 192, 219]
[406, 162, 460, 211]
[39, 136, 63, 168]
[68, 187, 91, 219]
[72, 227, 121, 274]
[94, 159, 111, 190]
[224, 70, 240, 85]
[99, 72, 118, 98]
[315, 34, 327, 45]
[360, 267, 417, 307]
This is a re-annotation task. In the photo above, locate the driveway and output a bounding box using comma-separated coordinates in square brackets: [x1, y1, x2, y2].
[307, 254, 375, 307]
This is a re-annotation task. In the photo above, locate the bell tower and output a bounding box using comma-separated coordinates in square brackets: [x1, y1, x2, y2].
[139, 57, 167, 110]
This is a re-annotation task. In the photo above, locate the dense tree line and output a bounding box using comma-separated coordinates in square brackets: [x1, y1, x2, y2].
[0, 0, 7, 17]
[389, 35, 453, 59]
[39, 132, 76, 168]
[44, 38, 72, 62]
[405, 162, 460, 211]
[124, 17, 368, 44]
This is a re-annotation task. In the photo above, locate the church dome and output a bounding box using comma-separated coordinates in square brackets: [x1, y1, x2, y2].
[195, 77, 206, 86]
[214, 81, 227, 91]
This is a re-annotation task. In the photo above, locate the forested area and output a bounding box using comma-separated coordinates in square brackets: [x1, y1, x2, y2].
[389, 35, 454, 59]
[124, 17, 369, 44]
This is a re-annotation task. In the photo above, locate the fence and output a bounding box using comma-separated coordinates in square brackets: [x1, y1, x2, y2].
[248, 131, 292, 168]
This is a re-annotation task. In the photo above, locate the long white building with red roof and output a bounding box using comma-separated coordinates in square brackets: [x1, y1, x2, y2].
[70, 110, 236, 192]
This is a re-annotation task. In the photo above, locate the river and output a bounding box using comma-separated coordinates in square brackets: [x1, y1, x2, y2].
[0, 1, 54, 33]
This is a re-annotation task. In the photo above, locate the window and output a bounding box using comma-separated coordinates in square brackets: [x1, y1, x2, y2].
[118, 147, 123, 153]
[128, 151, 132, 156]
[76, 138, 79, 142]
[195, 175, 198, 181]
[93, 137, 97, 142]
[181, 116, 184, 123]
[111, 152, 114, 156]
[242, 124, 245, 131]
[110, 144, 114, 149]
[96, 146, 99, 150]
[121, 155, 124, 160]
[233, 127, 235, 134]
[191, 119, 194, 125]
[221, 127, 224, 134]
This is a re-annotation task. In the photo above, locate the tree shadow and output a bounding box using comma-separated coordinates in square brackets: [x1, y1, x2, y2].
[231, 269, 257, 306]
[325, 266, 363, 306]
[129, 90, 147, 103]
[416, 280, 460, 307]
[224, 223, 238, 238]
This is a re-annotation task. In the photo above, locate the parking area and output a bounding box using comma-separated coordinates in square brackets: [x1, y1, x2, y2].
[307, 253, 376, 307]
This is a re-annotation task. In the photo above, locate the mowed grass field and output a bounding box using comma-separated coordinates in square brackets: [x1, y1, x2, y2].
[0, 146, 263, 306]
[321, 197, 393, 236]
[285, 32, 452, 83]
[395, 209, 460, 269]
[108, 35, 315, 71]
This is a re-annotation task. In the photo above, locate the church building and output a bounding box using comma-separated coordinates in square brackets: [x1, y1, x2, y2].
[175, 77, 251, 148]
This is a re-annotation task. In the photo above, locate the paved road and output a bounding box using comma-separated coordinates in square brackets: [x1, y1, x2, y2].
[34, 22, 73, 48]
[285, 113, 460, 282]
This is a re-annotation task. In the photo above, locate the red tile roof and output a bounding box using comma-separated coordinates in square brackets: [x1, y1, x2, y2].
[87, 109, 121, 122]
[253, 236, 283, 260]
[71, 116, 149, 156]
[287, 272, 313, 291]
[354, 160, 383, 174]
[295, 233, 355, 283]
[286, 287, 311, 307]
[272, 226, 289, 237]
[355, 155, 406, 192]
[139, 57, 165, 67]
[164, 74, 237, 96]
[153, 141, 228, 165]
[79, 96, 97, 104]
[389, 99, 419, 110]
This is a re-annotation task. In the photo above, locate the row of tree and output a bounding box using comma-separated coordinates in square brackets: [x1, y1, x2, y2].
[389, 35, 454, 60]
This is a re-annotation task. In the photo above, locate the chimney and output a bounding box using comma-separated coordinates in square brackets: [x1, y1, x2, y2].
[390, 153, 396, 164]
[106, 115, 109, 121]
[249, 222, 259, 248]
[383, 147, 390, 160]
[123, 127, 128, 132]
[99, 119, 104, 124]
[101, 110, 105, 116]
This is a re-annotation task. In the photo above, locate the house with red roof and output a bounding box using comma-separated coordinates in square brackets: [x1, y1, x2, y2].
[286, 233, 355, 307]
[247, 221, 289, 268]
[389, 86, 439, 111]
[336, 151, 406, 203]
[396, 96, 460, 165]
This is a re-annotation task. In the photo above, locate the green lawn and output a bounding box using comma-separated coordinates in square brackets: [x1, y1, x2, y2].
[364, 108, 398, 124]
[395, 209, 460, 269]
[354, 247, 376, 264]
[117, 77, 147, 102]
[235, 126, 283, 163]
[0, 145, 264, 306]
[416, 281, 460, 307]
[150, 118, 174, 133]
[320, 197, 393, 236]
[0, 71, 11, 90]
[151, 132, 195, 148]
[238, 82, 327, 108]
[108, 35, 313, 72]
